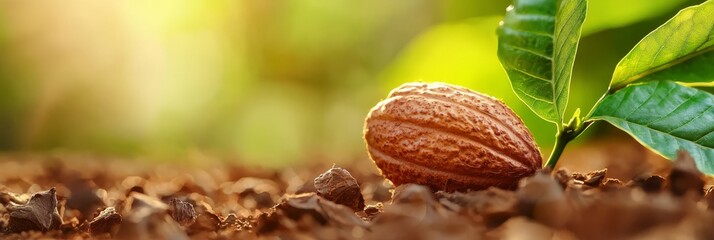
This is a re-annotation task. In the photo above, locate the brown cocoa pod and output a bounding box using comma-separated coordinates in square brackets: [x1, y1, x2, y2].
[364, 82, 542, 191]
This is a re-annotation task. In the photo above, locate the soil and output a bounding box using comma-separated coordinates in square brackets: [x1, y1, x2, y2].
[1, 148, 714, 240]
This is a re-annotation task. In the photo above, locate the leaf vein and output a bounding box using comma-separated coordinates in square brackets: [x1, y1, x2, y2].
[666, 104, 713, 134]
[504, 65, 552, 83]
[500, 42, 553, 60]
[515, 88, 552, 103]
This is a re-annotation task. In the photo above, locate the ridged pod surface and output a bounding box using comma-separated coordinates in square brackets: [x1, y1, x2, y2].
[364, 82, 542, 191]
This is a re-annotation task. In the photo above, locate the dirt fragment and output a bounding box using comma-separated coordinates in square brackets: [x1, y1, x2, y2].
[5, 188, 62, 233]
[188, 212, 221, 233]
[117, 192, 189, 239]
[629, 174, 666, 193]
[221, 213, 250, 230]
[0, 192, 29, 206]
[369, 185, 483, 240]
[88, 207, 121, 234]
[437, 187, 518, 228]
[124, 192, 168, 215]
[256, 192, 367, 235]
[168, 198, 197, 227]
[359, 202, 383, 221]
[553, 169, 571, 189]
[516, 171, 570, 228]
[314, 167, 365, 212]
[669, 150, 704, 197]
[567, 189, 688, 240]
[230, 177, 280, 209]
[65, 178, 103, 220]
[601, 178, 623, 191]
[705, 187, 714, 210]
[583, 169, 607, 187]
[374, 184, 453, 226]
[487, 217, 553, 240]
[59, 217, 79, 234]
[279, 193, 367, 227]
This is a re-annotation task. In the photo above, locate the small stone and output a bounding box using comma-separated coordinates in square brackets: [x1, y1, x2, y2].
[314, 167, 365, 212]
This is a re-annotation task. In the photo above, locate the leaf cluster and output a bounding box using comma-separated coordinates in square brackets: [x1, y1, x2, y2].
[498, 0, 714, 172]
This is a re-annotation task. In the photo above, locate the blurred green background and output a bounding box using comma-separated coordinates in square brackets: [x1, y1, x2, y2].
[0, 0, 701, 166]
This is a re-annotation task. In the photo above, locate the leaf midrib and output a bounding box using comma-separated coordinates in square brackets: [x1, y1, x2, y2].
[552, 0, 584, 126]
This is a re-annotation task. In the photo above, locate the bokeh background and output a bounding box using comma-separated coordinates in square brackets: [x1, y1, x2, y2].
[0, 0, 702, 167]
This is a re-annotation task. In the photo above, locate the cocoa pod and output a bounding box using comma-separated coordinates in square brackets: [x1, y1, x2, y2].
[364, 82, 542, 191]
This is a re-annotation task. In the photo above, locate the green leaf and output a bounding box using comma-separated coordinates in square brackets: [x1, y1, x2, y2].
[498, 0, 587, 126]
[590, 80, 714, 174]
[610, 0, 714, 91]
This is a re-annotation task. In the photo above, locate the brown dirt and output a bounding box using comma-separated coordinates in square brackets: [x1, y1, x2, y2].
[1, 148, 713, 239]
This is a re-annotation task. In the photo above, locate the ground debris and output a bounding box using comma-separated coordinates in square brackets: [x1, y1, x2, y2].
[0, 155, 714, 239]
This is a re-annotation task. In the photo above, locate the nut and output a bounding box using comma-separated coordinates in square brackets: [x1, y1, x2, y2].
[363, 82, 542, 191]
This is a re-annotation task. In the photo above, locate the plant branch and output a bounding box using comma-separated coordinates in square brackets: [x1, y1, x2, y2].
[543, 114, 593, 169]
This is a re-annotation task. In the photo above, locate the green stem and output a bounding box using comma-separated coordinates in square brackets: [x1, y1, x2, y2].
[544, 131, 570, 169]
[543, 120, 593, 169]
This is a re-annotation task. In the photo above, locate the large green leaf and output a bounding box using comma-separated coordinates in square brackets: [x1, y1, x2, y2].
[590, 80, 714, 173]
[498, 0, 587, 125]
[610, 0, 714, 91]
